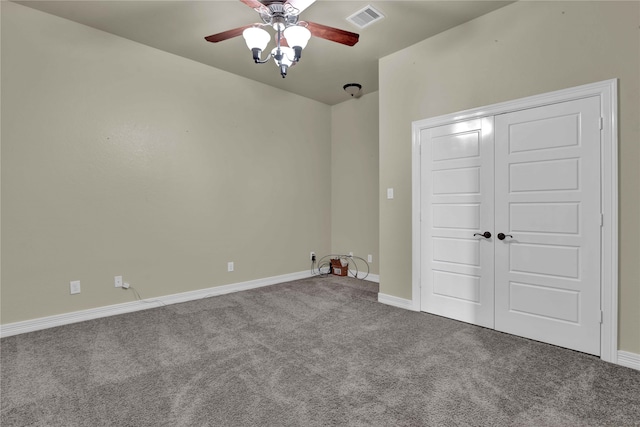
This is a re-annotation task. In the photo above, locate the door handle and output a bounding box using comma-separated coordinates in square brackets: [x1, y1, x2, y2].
[497, 233, 513, 240]
[473, 231, 492, 239]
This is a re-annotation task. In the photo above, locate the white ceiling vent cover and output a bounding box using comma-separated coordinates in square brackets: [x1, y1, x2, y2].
[346, 5, 385, 29]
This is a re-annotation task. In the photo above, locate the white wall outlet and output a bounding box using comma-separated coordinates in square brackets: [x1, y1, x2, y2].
[227, 261, 234, 272]
[368, 254, 373, 263]
[387, 188, 394, 199]
[310, 252, 315, 260]
[349, 252, 353, 257]
[114, 275, 123, 288]
[70, 280, 81, 295]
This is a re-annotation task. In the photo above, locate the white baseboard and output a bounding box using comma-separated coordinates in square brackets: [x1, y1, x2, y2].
[378, 292, 418, 311]
[617, 351, 640, 371]
[363, 273, 379, 283]
[0, 271, 312, 338]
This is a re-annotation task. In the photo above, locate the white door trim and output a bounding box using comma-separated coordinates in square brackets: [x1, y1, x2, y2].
[411, 79, 618, 363]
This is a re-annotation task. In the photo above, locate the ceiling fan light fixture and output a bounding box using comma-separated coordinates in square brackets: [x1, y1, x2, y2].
[343, 83, 362, 97]
[206, 0, 360, 79]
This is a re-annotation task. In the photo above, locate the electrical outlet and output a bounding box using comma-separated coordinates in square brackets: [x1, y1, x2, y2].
[114, 275, 123, 288]
[349, 252, 353, 257]
[227, 262, 234, 272]
[70, 280, 81, 295]
[387, 188, 394, 199]
[368, 254, 373, 263]
[310, 251, 315, 260]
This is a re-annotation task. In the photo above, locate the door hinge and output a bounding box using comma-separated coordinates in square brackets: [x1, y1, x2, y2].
[600, 310, 604, 324]
[599, 117, 604, 130]
[600, 213, 604, 227]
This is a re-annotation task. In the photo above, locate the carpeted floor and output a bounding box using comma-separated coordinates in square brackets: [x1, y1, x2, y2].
[1, 275, 639, 426]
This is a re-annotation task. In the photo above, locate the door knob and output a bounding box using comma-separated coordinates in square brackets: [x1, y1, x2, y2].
[497, 233, 513, 240]
[473, 231, 492, 239]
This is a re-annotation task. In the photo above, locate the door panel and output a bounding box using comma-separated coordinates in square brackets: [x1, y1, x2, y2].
[433, 204, 480, 229]
[509, 158, 579, 192]
[431, 131, 480, 160]
[508, 282, 580, 323]
[421, 118, 494, 328]
[433, 167, 480, 194]
[433, 237, 481, 266]
[494, 96, 601, 355]
[510, 203, 579, 234]
[508, 113, 580, 152]
[509, 243, 580, 278]
[433, 271, 480, 302]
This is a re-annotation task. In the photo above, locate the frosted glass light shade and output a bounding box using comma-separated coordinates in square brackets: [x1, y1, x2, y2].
[272, 47, 295, 66]
[242, 27, 270, 51]
[343, 83, 362, 97]
[283, 25, 311, 49]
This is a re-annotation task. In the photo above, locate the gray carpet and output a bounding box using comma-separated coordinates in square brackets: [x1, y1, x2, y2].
[2, 275, 639, 426]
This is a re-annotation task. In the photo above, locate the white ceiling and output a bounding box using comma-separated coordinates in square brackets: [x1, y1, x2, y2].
[16, 0, 513, 105]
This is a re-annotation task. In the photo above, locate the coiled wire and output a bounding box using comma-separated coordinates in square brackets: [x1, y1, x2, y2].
[310, 253, 370, 280]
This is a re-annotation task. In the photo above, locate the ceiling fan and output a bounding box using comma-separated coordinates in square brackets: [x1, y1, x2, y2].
[204, 0, 360, 78]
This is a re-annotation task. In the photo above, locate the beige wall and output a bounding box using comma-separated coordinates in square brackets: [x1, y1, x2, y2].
[1, 2, 332, 324]
[379, 1, 640, 353]
[330, 92, 379, 275]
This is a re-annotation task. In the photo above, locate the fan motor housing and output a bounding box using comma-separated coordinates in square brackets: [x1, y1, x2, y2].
[260, 3, 300, 29]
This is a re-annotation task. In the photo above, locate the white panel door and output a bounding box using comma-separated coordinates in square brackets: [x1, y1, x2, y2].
[420, 118, 495, 328]
[494, 96, 602, 355]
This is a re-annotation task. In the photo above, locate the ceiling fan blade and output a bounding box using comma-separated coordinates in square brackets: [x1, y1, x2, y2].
[239, 0, 264, 9]
[205, 25, 254, 43]
[285, 0, 316, 14]
[304, 22, 359, 46]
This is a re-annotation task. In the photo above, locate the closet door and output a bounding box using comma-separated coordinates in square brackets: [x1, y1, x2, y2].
[494, 97, 602, 355]
[420, 118, 495, 328]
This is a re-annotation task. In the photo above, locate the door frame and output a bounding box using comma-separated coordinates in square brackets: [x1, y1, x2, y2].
[411, 79, 618, 363]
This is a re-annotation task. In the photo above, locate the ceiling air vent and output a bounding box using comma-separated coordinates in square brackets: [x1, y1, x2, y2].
[346, 5, 385, 29]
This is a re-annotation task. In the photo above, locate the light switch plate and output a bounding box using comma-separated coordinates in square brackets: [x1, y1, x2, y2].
[70, 280, 81, 294]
